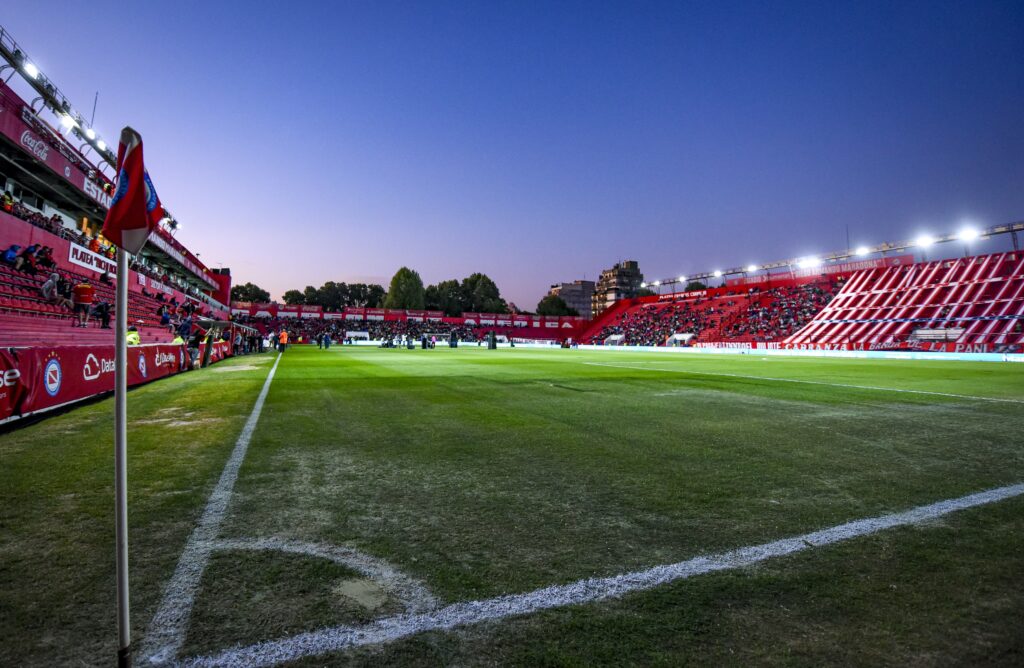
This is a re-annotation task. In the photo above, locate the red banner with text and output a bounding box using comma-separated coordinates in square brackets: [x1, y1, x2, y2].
[0, 341, 231, 424]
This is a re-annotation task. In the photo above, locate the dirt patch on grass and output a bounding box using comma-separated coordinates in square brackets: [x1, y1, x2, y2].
[333, 578, 388, 610]
[135, 412, 223, 427]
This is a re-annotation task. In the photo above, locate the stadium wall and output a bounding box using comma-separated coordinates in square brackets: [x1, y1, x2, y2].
[0, 341, 232, 425]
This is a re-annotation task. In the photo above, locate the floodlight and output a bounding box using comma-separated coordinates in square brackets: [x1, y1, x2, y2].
[854, 246, 870, 257]
[85, 128, 96, 140]
[798, 257, 821, 269]
[653, 280, 661, 286]
[678, 275, 686, 283]
[59, 114, 77, 129]
[958, 227, 979, 242]
[23, 62, 39, 79]
[713, 270, 722, 278]
[915, 234, 934, 248]
[96, 140, 106, 151]
[640, 282, 647, 288]
[746, 264, 758, 272]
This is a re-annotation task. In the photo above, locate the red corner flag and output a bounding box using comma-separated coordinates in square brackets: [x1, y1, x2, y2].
[101, 127, 165, 254]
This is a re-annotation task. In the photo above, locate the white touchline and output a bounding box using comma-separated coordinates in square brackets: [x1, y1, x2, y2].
[142, 353, 283, 665]
[583, 361, 1024, 404]
[183, 481, 1024, 668]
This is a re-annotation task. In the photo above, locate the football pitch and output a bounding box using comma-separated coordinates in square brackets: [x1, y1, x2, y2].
[2, 346, 1023, 666]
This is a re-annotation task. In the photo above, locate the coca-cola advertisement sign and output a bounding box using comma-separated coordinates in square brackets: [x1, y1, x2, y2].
[20, 130, 50, 161]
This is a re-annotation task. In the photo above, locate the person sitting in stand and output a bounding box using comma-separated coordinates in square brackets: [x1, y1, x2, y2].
[34, 247, 55, 270]
[99, 271, 112, 285]
[40, 272, 72, 309]
[89, 236, 102, 253]
[72, 279, 95, 327]
[177, 315, 193, 341]
[57, 277, 74, 309]
[13, 244, 38, 273]
[2, 244, 21, 265]
[91, 300, 112, 329]
[1, 191, 13, 212]
[126, 325, 141, 346]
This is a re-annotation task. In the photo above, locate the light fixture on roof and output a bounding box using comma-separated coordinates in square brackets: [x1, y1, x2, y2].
[678, 275, 687, 283]
[746, 264, 758, 272]
[854, 246, 870, 257]
[640, 282, 647, 288]
[96, 139, 106, 151]
[85, 128, 96, 140]
[59, 113, 77, 129]
[713, 270, 722, 278]
[23, 61, 39, 79]
[915, 234, 935, 248]
[958, 226, 979, 242]
[653, 280, 661, 286]
[798, 257, 821, 269]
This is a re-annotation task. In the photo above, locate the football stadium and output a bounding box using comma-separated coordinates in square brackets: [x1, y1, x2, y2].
[2, 7, 1023, 667]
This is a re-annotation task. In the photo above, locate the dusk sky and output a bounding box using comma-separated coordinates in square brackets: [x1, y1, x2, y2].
[4, 1, 1023, 307]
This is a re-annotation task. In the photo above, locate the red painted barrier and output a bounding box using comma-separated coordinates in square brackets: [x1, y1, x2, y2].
[0, 341, 231, 424]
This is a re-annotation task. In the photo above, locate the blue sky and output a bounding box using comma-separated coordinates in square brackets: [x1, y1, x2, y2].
[4, 1, 1023, 306]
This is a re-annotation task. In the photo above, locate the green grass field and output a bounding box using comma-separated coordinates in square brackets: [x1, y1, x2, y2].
[2, 346, 1023, 666]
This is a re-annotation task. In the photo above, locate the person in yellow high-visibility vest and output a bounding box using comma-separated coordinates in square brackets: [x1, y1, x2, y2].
[126, 326, 141, 346]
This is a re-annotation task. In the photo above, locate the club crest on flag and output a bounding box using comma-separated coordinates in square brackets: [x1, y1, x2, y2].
[101, 127, 165, 255]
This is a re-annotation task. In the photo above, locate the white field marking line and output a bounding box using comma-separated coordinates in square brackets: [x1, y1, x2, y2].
[583, 361, 1024, 405]
[211, 537, 438, 613]
[185, 482, 1024, 668]
[142, 353, 283, 665]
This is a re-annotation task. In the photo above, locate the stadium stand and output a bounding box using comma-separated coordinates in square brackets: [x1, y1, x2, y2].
[585, 276, 842, 346]
[580, 252, 1024, 352]
[786, 252, 1024, 349]
[0, 212, 225, 346]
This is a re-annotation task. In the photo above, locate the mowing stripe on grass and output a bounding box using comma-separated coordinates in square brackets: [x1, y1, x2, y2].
[584, 361, 1024, 404]
[142, 353, 283, 665]
[184, 481, 1024, 668]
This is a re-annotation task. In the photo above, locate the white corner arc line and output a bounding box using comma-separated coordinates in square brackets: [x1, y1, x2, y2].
[583, 361, 1024, 404]
[210, 537, 438, 613]
[142, 353, 283, 665]
[184, 482, 1024, 668]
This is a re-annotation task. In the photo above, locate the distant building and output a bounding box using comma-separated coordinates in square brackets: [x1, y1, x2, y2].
[591, 260, 643, 317]
[547, 280, 595, 318]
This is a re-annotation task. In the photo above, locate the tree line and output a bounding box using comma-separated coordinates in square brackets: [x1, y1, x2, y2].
[385, 267, 508, 315]
[230, 269, 668, 317]
[233, 268, 511, 316]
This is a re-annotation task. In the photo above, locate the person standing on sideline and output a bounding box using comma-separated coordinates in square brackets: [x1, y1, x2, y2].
[278, 329, 289, 352]
[324, 333, 332, 349]
[72, 279, 95, 327]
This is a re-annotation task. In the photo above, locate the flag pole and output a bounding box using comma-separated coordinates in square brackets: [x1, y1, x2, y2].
[114, 247, 131, 667]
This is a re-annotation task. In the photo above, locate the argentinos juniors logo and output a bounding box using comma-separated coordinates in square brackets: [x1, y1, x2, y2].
[138, 354, 147, 379]
[43, 354, 62, 397]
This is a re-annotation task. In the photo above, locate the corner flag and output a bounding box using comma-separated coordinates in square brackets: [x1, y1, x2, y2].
[102, 127, 165, 254]
[103, 126, 166, 667]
